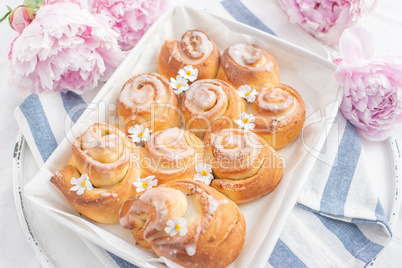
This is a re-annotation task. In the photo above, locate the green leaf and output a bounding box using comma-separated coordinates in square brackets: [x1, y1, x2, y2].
[0, 10, 11, 23]
[24, 0, 45, 9]
[7, 5, 12, 11]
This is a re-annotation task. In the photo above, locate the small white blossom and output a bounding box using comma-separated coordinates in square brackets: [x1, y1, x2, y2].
[237, 85, 258, 102]
[133, 176, 158, 193]
[170, 75, 189, 94]
[178, 65, 199, 82]
[193, 162, 214, 185]
[165, 217, 188, 237]
[70, 174, 93, 195]
[128, 125, 152, 143]
[235, 112, 256, 131]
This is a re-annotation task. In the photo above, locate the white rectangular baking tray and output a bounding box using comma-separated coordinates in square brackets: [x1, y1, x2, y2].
[24, 4, 342, 268]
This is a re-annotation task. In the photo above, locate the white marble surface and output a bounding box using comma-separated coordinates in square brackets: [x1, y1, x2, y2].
[1, 0, 402, 267]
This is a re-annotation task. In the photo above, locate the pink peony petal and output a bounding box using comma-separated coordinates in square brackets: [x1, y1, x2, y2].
[335, 27, 402, 141]
[88, 0, 170, 51]
[339, 27, 375, 62]
[8, 1, 124, 94]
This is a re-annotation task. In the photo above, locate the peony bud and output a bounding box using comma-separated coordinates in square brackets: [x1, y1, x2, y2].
[8, 5, 36, 33]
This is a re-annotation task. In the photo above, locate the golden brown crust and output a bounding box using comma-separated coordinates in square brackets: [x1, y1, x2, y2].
[69, 123, 132, 187]
[181, 79, 246, 139]
[50, 123, 140, 224]
[158, 30, 220, 80]
[204, 128, 283, 203]
[120, 180, 246, 268]
[217, 43, 279, 90]
[251, 84, 305, 149]
[139, 127, 205, 185]
[117, 73, 181, 135]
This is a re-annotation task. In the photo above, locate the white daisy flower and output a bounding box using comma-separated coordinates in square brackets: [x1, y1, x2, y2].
[165, 217, 188, 237]
[178, 65, 199, 82]
[170, 75, 189, 94]
[235, 112, 256, 131]
[193, 162, 214, 185]
[133, 176, 158, 193]
[237, 85, 258, 102]
[70, 174, 93, 195]
[128, 125, 152, 143]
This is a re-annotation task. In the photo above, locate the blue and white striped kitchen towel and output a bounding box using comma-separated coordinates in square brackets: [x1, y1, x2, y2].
[14, 0, 393, 267]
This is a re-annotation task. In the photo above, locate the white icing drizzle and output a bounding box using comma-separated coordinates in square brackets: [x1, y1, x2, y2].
[146, 127, 195, 166]
[179, 31, 213, 65]
[119, 75, 167, 111]
[228, 43, 273, 71]
[257, 87, 298, 118]
[212, 129, 262, 164]
[100, 192, 118, 198]
[184, 81, 228, 116]
[80, 126, 124, 164]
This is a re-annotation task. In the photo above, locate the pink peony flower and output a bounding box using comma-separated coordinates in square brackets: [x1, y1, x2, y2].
[279, 0, 376, 46]
[334, 27, 402, 141]
[88, 0, 169, 51]
[9, 1, 124, 94]
[8, 5, 36, 33]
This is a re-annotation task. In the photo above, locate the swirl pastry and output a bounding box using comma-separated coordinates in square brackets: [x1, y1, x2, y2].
[139, 127, 204, 185]
[158, 30, 220, 80]
[181, 79, 246, 139]
[252, 84, 305, 149]
[204, 128, 283, 203]
[120, 180, 246, 268]
[50, 123, 139, 224]
[117, 73, 181, 134]
[217, 43, 279, 90]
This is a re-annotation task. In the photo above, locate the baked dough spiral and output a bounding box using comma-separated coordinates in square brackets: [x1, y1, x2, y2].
[204, 128, 283, 203]
[217, 43, 279, 90]
[139, 127, 204, 185]
[181, 79, 246, 139]
[117, 73, 181, 134]
[50, 123, 139, 224]
[158, 30, 220, 80]
[252, 84, 305, 149]
[120, 180, 246, 268]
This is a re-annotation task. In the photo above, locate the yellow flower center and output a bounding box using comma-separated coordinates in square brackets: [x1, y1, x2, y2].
[177, 84, 182, 88]
[201, 170, 208, 176]
[82, 180, 86, 187]
[142, 182, 148, 188]
[175, 224, 181, 231]
[186, 71, 192, 76]
[245, 92, 251, 97]
[139, 131, 144, 138]
[243, 118, 249, 124]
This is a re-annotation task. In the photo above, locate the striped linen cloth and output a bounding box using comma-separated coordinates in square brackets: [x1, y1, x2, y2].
[14, 0, 393, 267]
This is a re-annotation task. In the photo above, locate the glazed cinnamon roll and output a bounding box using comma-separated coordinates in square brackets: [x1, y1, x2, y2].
[217, 43, 279, 90]
[204, 128, 283, 203]
[120, 180, 246, 268]
[252, 84, 305, 149]
[181, 79, 246, 139]
[139, 127, 204, 185]
[117, 73, 181, 135]
[158, 30, 220, 80]
[50, 123, 140, 224]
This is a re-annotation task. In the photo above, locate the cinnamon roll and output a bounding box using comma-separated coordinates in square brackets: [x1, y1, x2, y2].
[204, 128, 283, 203]
[252, 84, 305, 149]
[120, 180, 246, 268]
[139, 127, 204, 185]
[217, 43, 279, 90]
[158, 30, 220, 80]
[50, 123, 140, 224]
[117, 73, 181, 135]
[181, 79, 246, 139]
